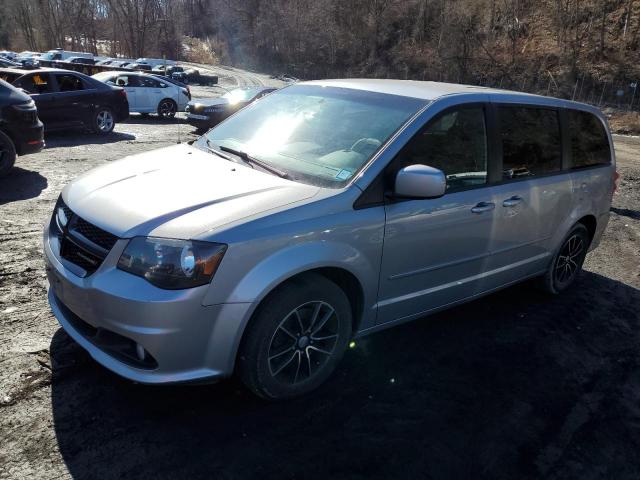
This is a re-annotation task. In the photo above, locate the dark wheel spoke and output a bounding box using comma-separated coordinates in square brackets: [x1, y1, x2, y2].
[308, 345, 332, 356]
[269, 345, 295, 362]
[267, 300, 340, 385]
[554, 232, 587, 286]
[305, 349, 313, 376]
[293, 351, 302, 384]
[310, 333, 338, 341]
[271, 351, 297, 376]
[294, 309, 305, 334]
[311, 308, 334, 336]
[278, 325, 297, 340]
[308, 302, 322, 332]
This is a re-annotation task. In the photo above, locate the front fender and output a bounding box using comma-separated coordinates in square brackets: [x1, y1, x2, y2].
[203, 240, 379, 322]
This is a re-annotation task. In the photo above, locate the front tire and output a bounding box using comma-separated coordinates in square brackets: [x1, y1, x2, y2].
[157, 99, 177, 119]
[539, 223, 590, 294]
[238, 273, 352, 400]
[93, 107, 115, 134]
[0, 130, 17, 177]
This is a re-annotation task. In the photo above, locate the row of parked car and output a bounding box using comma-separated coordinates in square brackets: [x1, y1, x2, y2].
[0, 62, 280, 177]
[0, 49, 201, 83]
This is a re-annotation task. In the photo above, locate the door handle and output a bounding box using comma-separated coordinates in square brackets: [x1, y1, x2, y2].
[471, 202, 495, 214]
[502, 195, 523, 207]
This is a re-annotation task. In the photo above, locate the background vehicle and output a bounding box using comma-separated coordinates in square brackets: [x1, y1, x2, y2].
[134, 58, 176, 68]
[15, 52, 41, 70]
[152, 64, 188, 82]
[149, 74, 191, 99]
[0, 50, 17, 60]
[185, 86, 275, 131]
[93, 71, 188, 118]
[38, 49, 93, 62]
[129, 63, 152, 72]
[0, 68, 128, 134]
[65, 57, 96, 65]
[108, 60, 132, 68]
[0, 79, 44, 176]
[0, 58, 21, 68]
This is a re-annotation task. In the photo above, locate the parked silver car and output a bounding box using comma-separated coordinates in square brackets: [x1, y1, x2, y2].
[44, 79, 616, 399]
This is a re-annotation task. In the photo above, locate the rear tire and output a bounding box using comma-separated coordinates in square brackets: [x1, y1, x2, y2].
[238, 273, 352, 400]
[93, 107, 115, 134]
[0, 130, 17, 177]
[157, 99, 177, 119]
[539, 223, 590, 294]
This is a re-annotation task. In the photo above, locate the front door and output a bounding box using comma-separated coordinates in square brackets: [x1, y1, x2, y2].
[377, 105, 497, 325]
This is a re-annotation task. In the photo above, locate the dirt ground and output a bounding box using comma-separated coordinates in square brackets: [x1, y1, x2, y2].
[0, 80, 639, 478]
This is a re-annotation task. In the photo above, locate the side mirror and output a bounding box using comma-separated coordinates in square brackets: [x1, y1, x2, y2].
[394, 164, 446, 199]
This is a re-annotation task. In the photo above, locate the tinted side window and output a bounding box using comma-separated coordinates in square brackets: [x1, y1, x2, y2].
[396, 107, 488, 190]
[140, 77, 162, 88]
[114, 75, 140, 87]
[56, 74, 84, 92]
[499, 107, 561, 179]
[15, 73, 53, 94]
[568, 110, 611, 168]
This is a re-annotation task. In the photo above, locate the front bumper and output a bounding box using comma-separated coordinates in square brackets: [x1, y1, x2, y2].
[185, 112, 213, 130]
[43, 225, 252, 384]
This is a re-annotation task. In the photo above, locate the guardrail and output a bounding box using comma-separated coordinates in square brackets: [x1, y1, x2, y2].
[37, 60, 219, 86]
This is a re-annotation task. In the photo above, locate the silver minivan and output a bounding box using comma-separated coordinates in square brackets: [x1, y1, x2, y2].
[44, 80, 616, 399]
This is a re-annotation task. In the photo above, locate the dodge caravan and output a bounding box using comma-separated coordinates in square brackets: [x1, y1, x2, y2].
[44, 80, 616, 399]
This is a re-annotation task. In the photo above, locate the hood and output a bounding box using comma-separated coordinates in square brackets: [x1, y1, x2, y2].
[62, 143, 320, 239]
[188, 97, 230, 110]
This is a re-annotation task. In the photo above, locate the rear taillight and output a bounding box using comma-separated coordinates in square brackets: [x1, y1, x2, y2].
[613, 171, 620, 194]
[120, 89, 127, 99]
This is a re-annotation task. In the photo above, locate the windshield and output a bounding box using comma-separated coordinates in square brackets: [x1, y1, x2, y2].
[40, 52, 59, 60]
[200, 85, 424, 187]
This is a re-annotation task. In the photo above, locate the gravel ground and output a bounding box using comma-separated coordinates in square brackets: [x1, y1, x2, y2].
[0, 78, 638, 479]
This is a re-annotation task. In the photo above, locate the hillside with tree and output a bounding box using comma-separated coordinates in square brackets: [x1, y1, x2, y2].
[0, 0, 639, 109]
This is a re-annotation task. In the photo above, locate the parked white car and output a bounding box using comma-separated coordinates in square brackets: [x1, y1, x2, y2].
[92, 71, 190, 118]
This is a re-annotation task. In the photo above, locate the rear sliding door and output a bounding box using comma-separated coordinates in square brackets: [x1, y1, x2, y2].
[481, 104, 573, 290]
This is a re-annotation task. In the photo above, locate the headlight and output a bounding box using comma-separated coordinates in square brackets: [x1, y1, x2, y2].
[117, 237, 226, 289]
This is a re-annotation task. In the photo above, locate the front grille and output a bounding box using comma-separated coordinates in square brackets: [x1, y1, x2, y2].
[51, 197, 119, 276]
[73, 217, 118, 250]
[60, 236, 104, 272]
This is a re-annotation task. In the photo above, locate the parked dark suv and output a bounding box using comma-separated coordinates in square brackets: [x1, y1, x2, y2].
[0, 68, 129, 134]
[0, 78, 44, 176]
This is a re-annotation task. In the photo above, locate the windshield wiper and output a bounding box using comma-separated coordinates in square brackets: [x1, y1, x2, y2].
[219, 145, 289, 179]
[203, 138, 235, 161]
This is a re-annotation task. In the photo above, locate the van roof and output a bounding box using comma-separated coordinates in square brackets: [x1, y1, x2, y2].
[303, 78, 600, 112]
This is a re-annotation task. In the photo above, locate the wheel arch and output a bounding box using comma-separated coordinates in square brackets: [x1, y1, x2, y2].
[158, 97, 177, 108]
[577, 214, 597, 244]
[232, 266, 366, 372]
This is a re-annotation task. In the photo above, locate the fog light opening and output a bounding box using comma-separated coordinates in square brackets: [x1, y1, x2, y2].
[135, 343, 146, 361]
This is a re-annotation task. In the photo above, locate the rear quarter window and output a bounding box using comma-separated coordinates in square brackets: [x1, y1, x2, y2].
[568, 110, 611, 168]
[499, 106, 562, 180]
